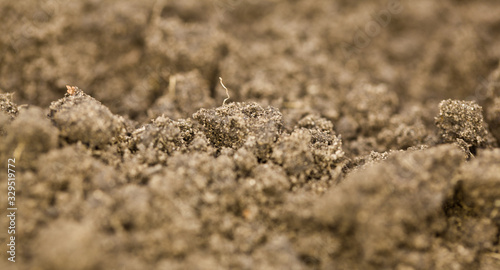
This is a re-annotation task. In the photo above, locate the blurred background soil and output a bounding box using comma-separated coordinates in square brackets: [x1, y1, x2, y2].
[1, 0, 500, 269]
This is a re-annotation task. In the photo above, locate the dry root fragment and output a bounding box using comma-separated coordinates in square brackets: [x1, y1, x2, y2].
[219, 77, 230, 106]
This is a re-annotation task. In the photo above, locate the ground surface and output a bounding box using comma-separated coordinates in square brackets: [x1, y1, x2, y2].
[1, 0, 500, 269]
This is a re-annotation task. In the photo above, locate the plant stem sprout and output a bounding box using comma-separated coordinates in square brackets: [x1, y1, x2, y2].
[219, 77, 230, 106]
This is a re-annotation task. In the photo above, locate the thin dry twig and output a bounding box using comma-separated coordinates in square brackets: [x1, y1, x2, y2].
[219, 77, 230, 106]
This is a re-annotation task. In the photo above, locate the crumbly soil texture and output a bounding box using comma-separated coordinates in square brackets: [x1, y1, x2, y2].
[2, 1, 500, 269]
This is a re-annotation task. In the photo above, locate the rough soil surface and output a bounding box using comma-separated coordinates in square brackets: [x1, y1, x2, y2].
[1, 0, 500, 269]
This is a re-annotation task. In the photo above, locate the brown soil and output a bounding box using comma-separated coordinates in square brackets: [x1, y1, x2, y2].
[1, 0, 500, 269]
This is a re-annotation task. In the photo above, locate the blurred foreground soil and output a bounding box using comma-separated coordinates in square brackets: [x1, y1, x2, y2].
[1, 0, 500, 269]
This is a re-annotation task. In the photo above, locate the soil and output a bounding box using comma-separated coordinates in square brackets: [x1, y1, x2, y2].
[1, 0, 500, 269]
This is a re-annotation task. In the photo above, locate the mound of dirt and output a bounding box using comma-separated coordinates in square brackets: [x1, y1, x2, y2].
[1, 1, 500, 269]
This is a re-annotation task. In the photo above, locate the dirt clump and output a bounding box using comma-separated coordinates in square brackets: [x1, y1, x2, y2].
[272, 124, 344, 187]
[193, 102, 283, 159]
[49, 86, 126, 148]
[435, 99, 489, 146]
[1, 1, 500, 269]
[435, 99, 497, 157]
